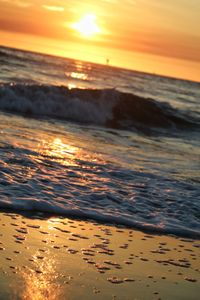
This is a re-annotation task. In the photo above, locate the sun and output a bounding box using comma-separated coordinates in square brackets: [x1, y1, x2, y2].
[71, 14, 101, 38]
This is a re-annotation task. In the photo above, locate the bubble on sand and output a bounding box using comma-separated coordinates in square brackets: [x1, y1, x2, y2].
[124, 261, 133, 265]
[95, 263, 111, 271]
[184, 277, 197, 282]
[107, 277, 124, 284]
[27, 225, 40, 229]
[68, 248, 78, 254]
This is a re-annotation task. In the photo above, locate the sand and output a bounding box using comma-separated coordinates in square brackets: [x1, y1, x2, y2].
[0, 212, 199, 300]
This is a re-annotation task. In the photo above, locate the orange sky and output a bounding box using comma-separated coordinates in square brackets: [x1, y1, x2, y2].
[0, 0, 200, 81]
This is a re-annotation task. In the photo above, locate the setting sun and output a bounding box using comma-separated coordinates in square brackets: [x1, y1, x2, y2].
[71, 14, 101, 38]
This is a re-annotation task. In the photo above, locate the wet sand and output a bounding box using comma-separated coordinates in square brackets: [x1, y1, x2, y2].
[0, 212, 199, 300]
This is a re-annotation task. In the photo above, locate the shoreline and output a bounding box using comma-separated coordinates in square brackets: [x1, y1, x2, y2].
[0, 212, 199, 300]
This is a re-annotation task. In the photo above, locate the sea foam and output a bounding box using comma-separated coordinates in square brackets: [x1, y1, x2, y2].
[0, 84, 195, 131]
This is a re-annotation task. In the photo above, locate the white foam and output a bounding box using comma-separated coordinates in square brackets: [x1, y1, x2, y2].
[0, 84, 117, 125]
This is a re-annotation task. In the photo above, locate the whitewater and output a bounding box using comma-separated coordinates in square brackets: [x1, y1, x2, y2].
[0, 45, 200, 238]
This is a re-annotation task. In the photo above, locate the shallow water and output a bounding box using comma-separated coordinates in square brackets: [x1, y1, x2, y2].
[0, 46, 200, 238]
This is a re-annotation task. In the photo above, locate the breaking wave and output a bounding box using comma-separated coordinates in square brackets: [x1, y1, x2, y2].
[0, 83, 196, 131]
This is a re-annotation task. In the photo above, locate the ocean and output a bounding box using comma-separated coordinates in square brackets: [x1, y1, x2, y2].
[0, 45, 199, 239]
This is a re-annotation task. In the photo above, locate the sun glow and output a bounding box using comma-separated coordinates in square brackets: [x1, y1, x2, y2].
[71, 14, 101, 38]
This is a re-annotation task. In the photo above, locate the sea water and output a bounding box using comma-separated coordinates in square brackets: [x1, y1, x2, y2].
[0, 45, 200, 238]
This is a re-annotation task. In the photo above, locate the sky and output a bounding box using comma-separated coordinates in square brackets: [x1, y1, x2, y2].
[0, 0, 200, 81]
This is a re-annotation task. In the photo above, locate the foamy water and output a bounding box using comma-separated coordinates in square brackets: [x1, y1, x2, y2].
[0, 46, 200, 238]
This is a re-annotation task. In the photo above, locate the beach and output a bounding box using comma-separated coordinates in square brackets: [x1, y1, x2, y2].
[0, 212, 199, 300]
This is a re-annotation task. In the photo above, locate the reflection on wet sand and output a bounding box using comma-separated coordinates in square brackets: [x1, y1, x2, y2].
[0, 213, 199, 300]
[20, 256, 61, 300]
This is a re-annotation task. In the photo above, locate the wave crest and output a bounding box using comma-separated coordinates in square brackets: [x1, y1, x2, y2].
[0, 83, 195, 131]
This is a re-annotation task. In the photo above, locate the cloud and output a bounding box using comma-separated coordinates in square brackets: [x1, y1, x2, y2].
[42, 5, 65, 12]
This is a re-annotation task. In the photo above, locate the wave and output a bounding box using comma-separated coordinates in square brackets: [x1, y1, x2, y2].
[0, 83, 197, 132]
[0, 144, 199, 239]
[0, 46, 65, 69]
[1, 200, 200, 239]
[0, 47, 30, 62]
